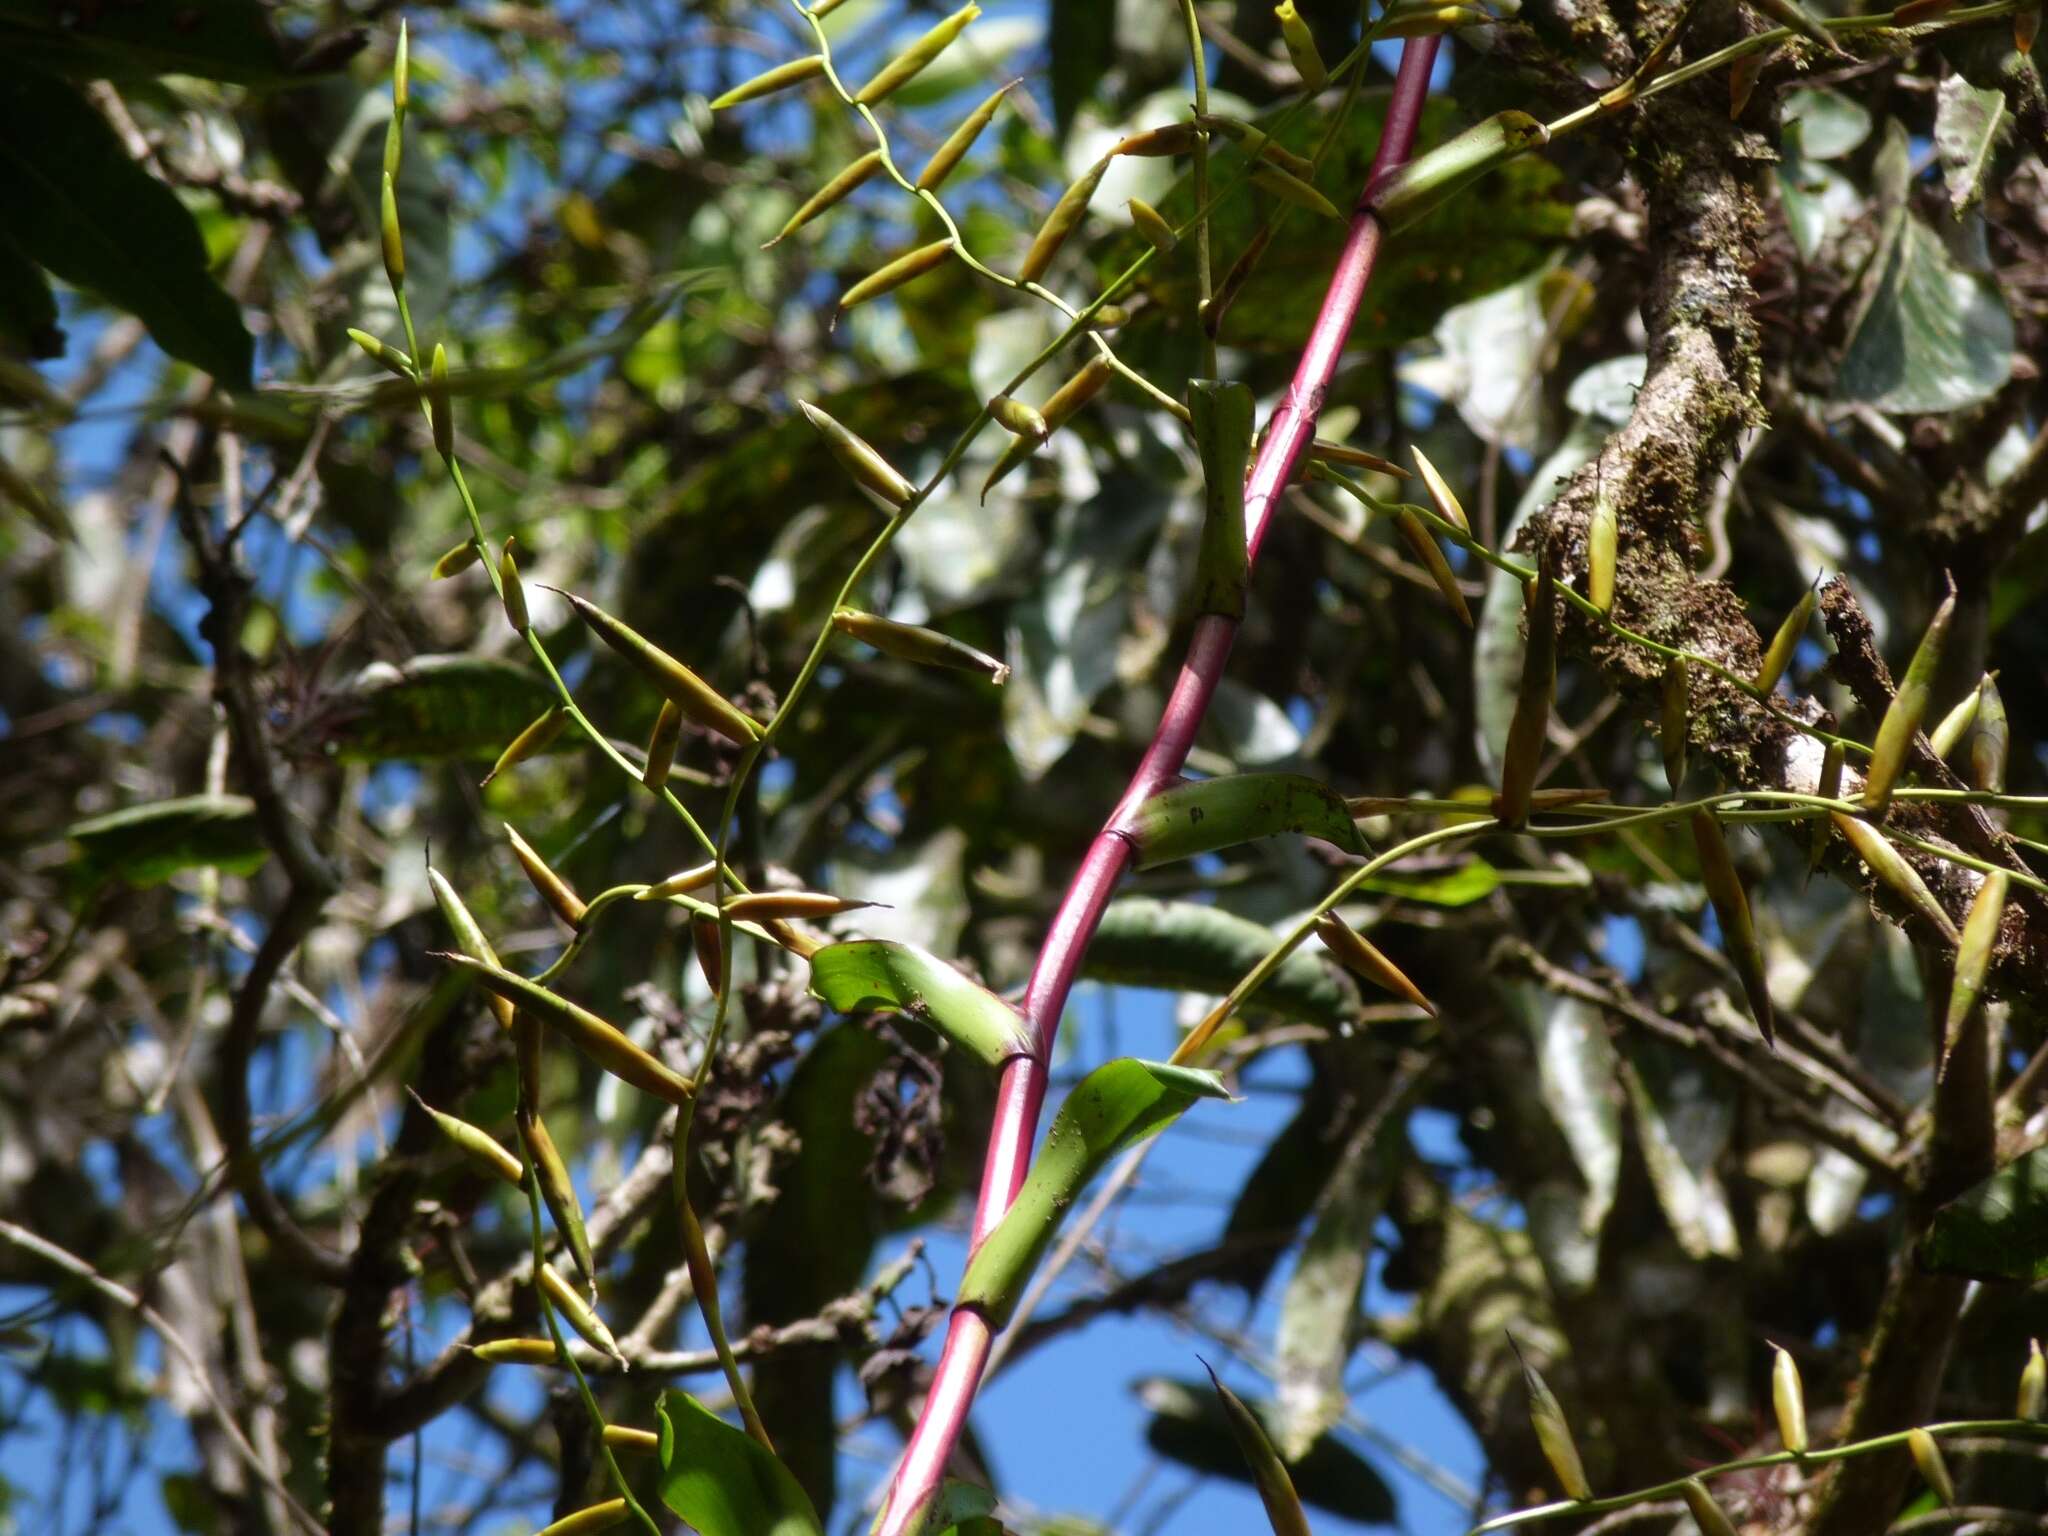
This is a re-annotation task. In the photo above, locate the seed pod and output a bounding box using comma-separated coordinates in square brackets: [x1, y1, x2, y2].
[915, 79, 1017, 189]
[1019, 158, 1109, 282]
[1941, 869, 2007, 1077]
[838, 238, 955, 312]
[1682, 1480, 1738, 1536]
[431, 539, 480, 579]
[1807, 738, 1844, 883]
[1202, 1362, 1311, 1536]
[482, 705, 566, 788]
[2019, 1338, 2045, 1420]
[391, 20, 409, 113]
[832, 609, 1009, 683]
[1693, 810, 1775, 1046]
[1907, 1428, 1954, 1505]
[1830, 814, 1961, 944]
[1927, 677, 1986, 761]
[1194, 114, 1315, 177]
[1249, 163, 1340, 219]
[470, 1337, 561, 1366]
[854, 3, 980, 105]
[982, 355, 1115, 498]
[513, 1011, 543, 1126]
[534, 1499, 628, 1536]
[642, 699, 683, 790]
[603, 1424, 659, 1452]
[1864, 583, 1955, 814]
[497, 536, 528, 633]
[428, 867, 516, 1030]
[410, 1090, 523, 1184]
[1755, 588, 1814, 696]
[1378, 1, 1495, 37]
[638, 862, 719, 901]
[1274, 1, 1329, 89]
[1110, 123, 1201, 157]
[505, 825, 586, 929]
[522, 1111, 596, 1297]
[1093, 303, 1130, 327]
[1971, 674, 2007, 793]
[347, 327, 414, 378]
[1771, 1343, 1809, 1454]
[1748, 0, 1846, 52]
[439, 954, 696, 1106]
[1395, 510, 1473, 627]
[708, 55, 825, 111]
[767, 149, 884, 248]
[1316, 913, 1435, 1015]
[1585, 488, 1617, 615]
[1661, 660, 1689, 795]
[1189, 379, 1255, 621]
[379, 172, 405, 291]
[557, 590, 762, 745]
[690, 916, 723, 994]
[1367, 111, 1550, 231]
[428, 342, 453, 458]
[989, 394, 1049, 440]
[724, 890, 878, 921]
[1129, 198, 1178, 256]
[537, 1263, 623, 1362]
[1497, 565, 1556, 827]
[1411, 448, 1469, 533]
[800, 400, 916, 509]
[1729, 49, 1767, 117]
[1512, 1339, 1591, 1500]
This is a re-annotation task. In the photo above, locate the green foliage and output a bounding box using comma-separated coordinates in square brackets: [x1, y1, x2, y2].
[657, 1391, 823, 1536]
[807, 939, 1031, 1066]
[1922, 1147, 2048, 1281]
[66, 794, 267, 889]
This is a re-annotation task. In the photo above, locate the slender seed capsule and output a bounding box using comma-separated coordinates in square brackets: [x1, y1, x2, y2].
[392, 20, 409, 113]
[379, 172, 405, 291]
[536, 1264, 624, 1363]
[915, 80, 1017, 190]
[482, 705, 566, 788]
[522, 1112, 597, 1298]
[1585, 488, 1618, 615]
[1662, 660, 1690, 795]
[534, 1499, 628, 1536]
[1307, 439, 1408, 478]
[1274, 1, 1329, 89]
[427, 867, 516, 1030]
[1512, 1339, 1591, 1500]
[1682, 1480, 1738, 1536]
[603, 1425, 660, 1453]
[989, 394, 1049, 440]
[498, 536, 528, 634]
[799, 400, 916, 509]
[1927, 676, 1985, 760]
[1755, 588, 1814, 696]
[431, 539, 480, 579]
[1497, 565, 1556, 827]
[556, 590, 762, 745]
[1411, 448, 1469, 533]
[1395, 510, 1473, 627]
[638, 862, 719, 901]
[642, 699, 683, 791]
[1971, 674, 2007, 793]
[1693, 810, 1775, 1047]
[438, 953, 697, 1106]
[1772, 1343, 1808, 1454]
[1864, 583, 1955, 814]
[982, 355, 1115, 498]
[410, 1090, 523, 1184]
[1366, 111, 1550, 231]
[708, 55, 825, 111]
[1830, 813, 1961, 944]
[1941, 869, 2007, 1077]
[1128, 198, 1178, 256]
[690, 917, 723, 994]
[1907, 1428, 1955, 1505]
[1807, 738, 1844, 884]
[854, 4, 981, 105]
[831, 609, 1009, 683]
[1203, 222, 1276, 339]
[1194, 114, 1315, 177]
[1110, 123, 1202, 157]
[767, 150, 884, 248]
[2019, 1338, 2045, 1420]
[505, 825, 587, 929]
[837, 239, 955, 312]
[1201, 1362, 1311, 1536]
[1315, 913, 1436, 1015]
[428, 342, 453, 458]
[347, 327, 414, 378]
[2019, 0, 2040, 50]
[723, 890, 878, 921]
[469, 1337, 562, 1366]
[1249, 164, 1340, 219]
[1729, 49, 1767, 117]
[1019, 159, 1109, 283]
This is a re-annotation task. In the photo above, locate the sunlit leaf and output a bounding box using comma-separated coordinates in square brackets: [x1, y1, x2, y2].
[1933, 76, 2008, 216]
[657, 1391, 823, 1536]
[808, 939, 1031, 1068]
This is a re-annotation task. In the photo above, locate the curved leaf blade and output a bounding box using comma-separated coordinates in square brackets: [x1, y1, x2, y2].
[807, 940, 1032, 1068]
[657, 1391, 822, 1536]
[1127, 772, 1366, 870]
[67, 794, 268, 888]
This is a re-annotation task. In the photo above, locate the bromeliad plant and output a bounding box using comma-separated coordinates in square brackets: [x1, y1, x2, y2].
[339, 0, 2048, 1532]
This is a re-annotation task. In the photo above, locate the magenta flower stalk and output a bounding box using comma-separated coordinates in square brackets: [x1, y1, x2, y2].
[875, 36, 1444, 1533]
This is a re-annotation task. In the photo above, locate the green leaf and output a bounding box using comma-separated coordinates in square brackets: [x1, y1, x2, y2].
[807, 939, 1032, 1068]
[1933, 76, 2008, 217]
[1921, 1145, 2048, 1281]
[1356, 858, 1501, 906]
[324, 655, 560, 762]
[0, 69, 252, 387]
[657, 1391, 823, 1536]
[1085, 898, 1361, 1028]
[1136, 1376, 1397, 1524]
[1619, 1041, 1739, 1261]
[1516, 985, 1620, 1293]
[1780, 86, 1872, 159]
[1127, 772, 1366, 870]
[1049, 0, 1116, 137]
[890, 1478, 998, 1536]
[0, 0, 305, 84]
[0, 230, 60, 359]
[959, 1059, 1230, 1325]
[1775, 121, 1861, 263]
[1205, 1364, 1313, 1536]
[67, 794, 268, 889]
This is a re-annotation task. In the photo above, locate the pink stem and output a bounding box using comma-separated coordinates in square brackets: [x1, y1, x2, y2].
[876, 36, 1442, 1533]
